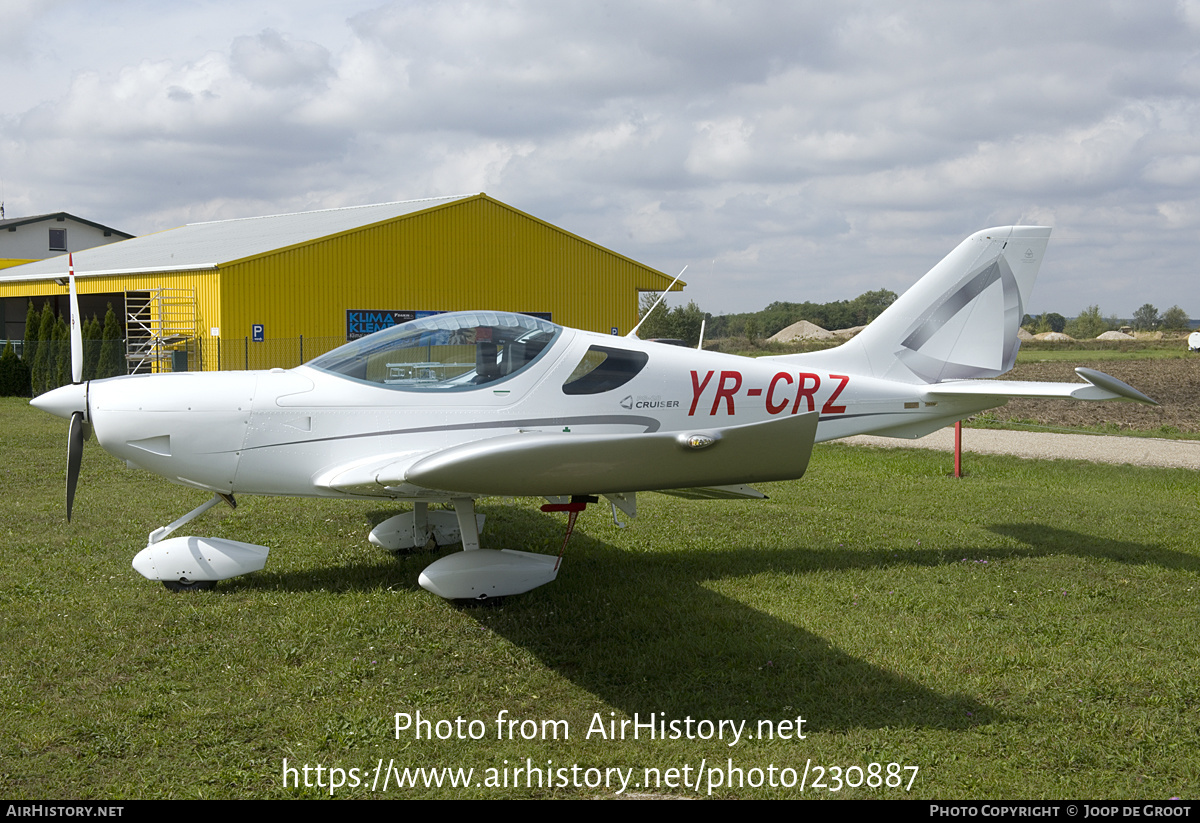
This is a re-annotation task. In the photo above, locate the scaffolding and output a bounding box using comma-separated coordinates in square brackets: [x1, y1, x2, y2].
[125, 288, 199, 373]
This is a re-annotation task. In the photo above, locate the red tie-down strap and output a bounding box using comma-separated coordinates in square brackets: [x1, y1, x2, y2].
[540, 495, 599, 569]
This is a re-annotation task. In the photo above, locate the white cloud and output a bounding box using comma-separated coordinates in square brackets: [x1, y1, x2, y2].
[1, 0, 1199, 316]
[231, 29, 333, 89]
[623, 200, 685, 245]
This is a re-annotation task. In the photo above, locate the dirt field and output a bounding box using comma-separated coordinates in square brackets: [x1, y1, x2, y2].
[992, 357, 1200, 434]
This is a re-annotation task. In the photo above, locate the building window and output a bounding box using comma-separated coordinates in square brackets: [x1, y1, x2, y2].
[49, 228, 67, 251]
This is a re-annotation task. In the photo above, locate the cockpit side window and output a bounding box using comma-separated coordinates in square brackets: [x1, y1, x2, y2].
[562, 345, 648, 395]
[308, 311, 561, 391]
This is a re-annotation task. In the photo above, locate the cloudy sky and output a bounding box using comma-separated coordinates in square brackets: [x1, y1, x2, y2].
[3, 0, 1198, 318]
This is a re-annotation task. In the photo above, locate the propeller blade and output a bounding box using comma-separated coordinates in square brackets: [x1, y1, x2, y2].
[67, 411, 84, 522]
[68, 254, 82, 384]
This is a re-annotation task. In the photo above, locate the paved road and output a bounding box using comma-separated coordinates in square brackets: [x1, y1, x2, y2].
[841, 428, 1200, 470]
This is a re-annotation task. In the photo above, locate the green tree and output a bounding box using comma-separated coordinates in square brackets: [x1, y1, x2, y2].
[1132, 303, 1159, 331]
[13, 343, 32, 396]
[54, 315, 70, 389]
[848, 289, 897, 326]
[97, 303, 125, 379]
[23, 300, 40, 370]
[84, 315, 102, 380]
[0, 340, 23, 396]
[32, 303, 56, 395]
[635, 296, 709, 347]
[1065, 305, 1110, 339]
[1161, 305, 1190, 332]
[668, 301, 707, 347]
[635, 292, 676, 340]
[744, 316, 760, 344]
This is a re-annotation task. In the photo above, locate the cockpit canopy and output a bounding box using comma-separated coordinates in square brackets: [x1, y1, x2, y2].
[308, 311, 562, 391]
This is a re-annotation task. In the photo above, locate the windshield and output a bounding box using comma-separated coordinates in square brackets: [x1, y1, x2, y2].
[308, 311, 562, 391]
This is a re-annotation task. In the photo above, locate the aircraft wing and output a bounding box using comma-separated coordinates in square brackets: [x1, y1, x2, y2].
[925, 367, 1157, 405]
[314, 453, 438, 497]
[318, 412, 819, 498]
[654, 484, 769, 500]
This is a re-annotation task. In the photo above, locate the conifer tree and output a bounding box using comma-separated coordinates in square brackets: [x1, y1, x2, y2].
[23, 300, 40, 371]
[14, 345, 31, 396]
[13, 345, 31, 400]
[54, 315, 70, 389]
[32, 303, 56, 395]
[98, 303, 125, 379]
[0, 340, 18, 396]
[84, 316, 102, 380]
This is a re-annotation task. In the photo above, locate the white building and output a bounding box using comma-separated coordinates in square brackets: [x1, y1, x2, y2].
[0, 212, 133, 267]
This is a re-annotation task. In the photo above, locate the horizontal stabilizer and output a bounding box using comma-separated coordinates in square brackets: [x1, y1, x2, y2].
[924, 367, 1157, 405]
[402, 412, 819, 497]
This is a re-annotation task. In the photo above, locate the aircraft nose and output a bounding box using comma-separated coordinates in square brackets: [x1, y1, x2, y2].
[30, 382, 88, 420]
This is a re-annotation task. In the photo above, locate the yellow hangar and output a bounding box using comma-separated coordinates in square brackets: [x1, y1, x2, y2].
[0, 194, 679, 373]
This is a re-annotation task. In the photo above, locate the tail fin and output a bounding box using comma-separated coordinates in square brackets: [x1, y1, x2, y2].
[784, 226, 1051, 384]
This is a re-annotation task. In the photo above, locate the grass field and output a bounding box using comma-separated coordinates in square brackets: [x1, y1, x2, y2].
[2, 397, 1198, 799]
[986, 356, 1200, 438]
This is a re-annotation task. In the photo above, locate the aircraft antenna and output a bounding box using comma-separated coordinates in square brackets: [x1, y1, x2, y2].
[628, 265, 687, 338]
[696, 257, 713, 349]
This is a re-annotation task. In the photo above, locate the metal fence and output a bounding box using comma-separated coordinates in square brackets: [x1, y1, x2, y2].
[6, 335, 349, 378]
[193, 335, 346, 371]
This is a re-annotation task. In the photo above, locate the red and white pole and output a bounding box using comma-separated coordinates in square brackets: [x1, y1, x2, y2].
[954, 420, 963, 478]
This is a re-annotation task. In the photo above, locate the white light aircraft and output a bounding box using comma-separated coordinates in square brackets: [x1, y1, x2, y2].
[32, 228, 1155, 599]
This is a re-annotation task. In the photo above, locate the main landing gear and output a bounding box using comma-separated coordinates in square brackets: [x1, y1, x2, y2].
[133, 494, 605, 599]
[415, 496, 600, 601]
[368, 501, 486, 554]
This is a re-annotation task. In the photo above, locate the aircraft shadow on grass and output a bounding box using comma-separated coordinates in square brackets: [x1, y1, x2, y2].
[987, 523, 1200, 573]
[235, 504, 1002, 733]
[463, 511, 1200, 733]
[235, 504, 1200, 734]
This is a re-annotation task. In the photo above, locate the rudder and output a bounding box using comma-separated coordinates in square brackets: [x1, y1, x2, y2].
[783, 226, 1051, 384]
